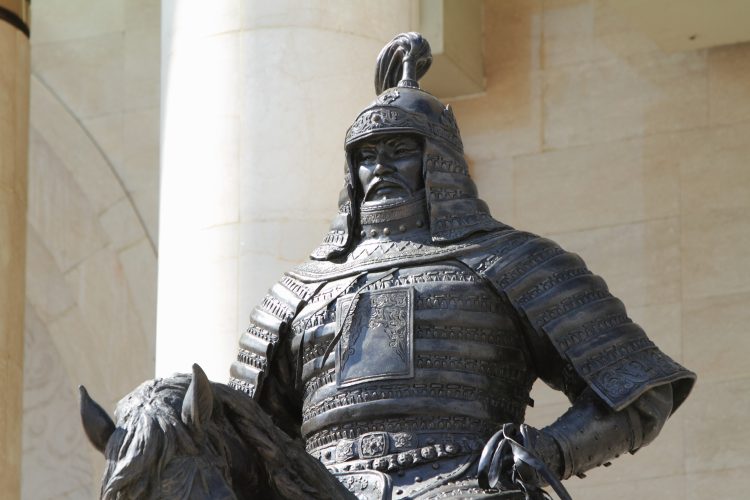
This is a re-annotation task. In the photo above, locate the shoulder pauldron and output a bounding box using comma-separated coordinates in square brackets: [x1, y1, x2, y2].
[459, 230, 696, 412]
[229, 276, 322, 398]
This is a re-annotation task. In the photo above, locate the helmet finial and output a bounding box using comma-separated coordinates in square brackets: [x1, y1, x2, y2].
[375, 32, 432, 94]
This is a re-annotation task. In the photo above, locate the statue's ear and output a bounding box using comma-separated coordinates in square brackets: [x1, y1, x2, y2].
[79, 385, 115, 454]
[181, 364, 213, 433]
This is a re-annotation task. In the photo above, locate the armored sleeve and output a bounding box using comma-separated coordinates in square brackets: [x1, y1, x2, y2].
[541, 384, 674, 479]
[460, 230, 695, 413]
[229, 276, 322, 434]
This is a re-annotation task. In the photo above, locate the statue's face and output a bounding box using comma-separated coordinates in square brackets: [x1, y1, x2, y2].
[356, 134, 423, 206]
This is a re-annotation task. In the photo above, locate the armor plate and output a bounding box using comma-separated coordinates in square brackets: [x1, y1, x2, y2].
[292, 262, 535, 461]
[458, 230, 696, 411]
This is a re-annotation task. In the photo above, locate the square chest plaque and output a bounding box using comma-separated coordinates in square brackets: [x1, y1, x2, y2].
[336, 286, 414, 388]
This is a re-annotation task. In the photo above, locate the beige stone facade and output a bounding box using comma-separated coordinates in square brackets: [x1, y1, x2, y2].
[18, 0, 750, 499]
[21, 1, 159, 498]
[471, 2, 750, 499]
[0, 3, 29, 497]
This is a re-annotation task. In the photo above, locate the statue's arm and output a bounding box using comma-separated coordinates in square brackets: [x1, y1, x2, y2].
[229, 276, 319, 437]
[461, 230, 695, 479]
[541, 383, 672, 479]
[254, 334, 303, 438]
[481, 384, 673, 488]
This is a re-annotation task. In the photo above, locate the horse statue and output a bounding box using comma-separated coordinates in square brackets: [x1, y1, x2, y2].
[79, 364, 354, 499]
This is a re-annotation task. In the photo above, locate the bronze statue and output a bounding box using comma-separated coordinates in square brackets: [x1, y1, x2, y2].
[81, 33, 695, 499]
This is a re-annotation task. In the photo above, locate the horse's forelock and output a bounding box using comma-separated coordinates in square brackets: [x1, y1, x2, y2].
[102, 412, 167, 498]
[101, 375, 227, 499]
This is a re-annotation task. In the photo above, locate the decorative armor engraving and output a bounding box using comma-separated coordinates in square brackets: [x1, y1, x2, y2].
[425, 153, 468, 176]
[360, 433, 388, 458]
[359, 194, 427, 225]
[554, 312, 629, 352]
[346, 107, 464, 154]
[336, 287, 415, 387]
[338, 295, 363, 368]
[471, 232, 536, 274]
[414, 325, 523, 347]
[369, 291, 411, 363]
[301, 382, 529, 424]
[514, 267, 591, 306]
[369, 269, 480, 286]
[335, 471, 387, 500]
[488, 245, 566, 290]
[244, 324, 278, 344]
[431, 212, 499, 239]
[280, 275, 319, 301]
[464, 232, 695, 412]
[414, 292, 499, 312]
[260, 294, 296, 321]
[295, 223, 507, 281]
[237, 349, 266, 370]
[336, 440, 356, 462]
[377, 89, 400, 104]
[429, 187, 471, 201]
[533, 287, 613, 327]
[293, 309, 335, 336]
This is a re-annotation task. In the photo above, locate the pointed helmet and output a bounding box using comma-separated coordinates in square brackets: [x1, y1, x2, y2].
[311, 33, 504, 260]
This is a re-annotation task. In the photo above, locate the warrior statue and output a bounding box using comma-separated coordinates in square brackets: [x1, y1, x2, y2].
[80, 33, 695, 499]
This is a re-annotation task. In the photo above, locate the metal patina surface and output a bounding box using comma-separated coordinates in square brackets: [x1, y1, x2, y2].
[81, 33, 696, 500]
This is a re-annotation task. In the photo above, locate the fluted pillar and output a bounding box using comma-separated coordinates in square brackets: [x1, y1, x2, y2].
[158, 1, 415, 380]
[0, 1, 29, 497]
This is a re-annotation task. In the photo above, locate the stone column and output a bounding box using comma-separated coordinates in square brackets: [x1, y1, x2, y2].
[158, 1, 415, 381]
[0, 1, 29, 498]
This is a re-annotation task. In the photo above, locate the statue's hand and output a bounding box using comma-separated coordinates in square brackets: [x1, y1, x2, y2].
[478, 423, 570, 500]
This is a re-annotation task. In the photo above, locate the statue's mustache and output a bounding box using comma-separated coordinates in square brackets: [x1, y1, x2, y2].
[364, 176, 412, 200]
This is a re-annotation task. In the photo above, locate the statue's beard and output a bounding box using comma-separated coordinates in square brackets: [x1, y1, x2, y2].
[358, 190, 428, 229]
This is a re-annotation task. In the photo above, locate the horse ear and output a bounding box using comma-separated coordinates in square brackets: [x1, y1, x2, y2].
[182, 363, 214, 432]
[79, 385, 115, 454]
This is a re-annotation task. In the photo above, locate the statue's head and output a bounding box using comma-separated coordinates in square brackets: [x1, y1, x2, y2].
[311, 33, 504, 260]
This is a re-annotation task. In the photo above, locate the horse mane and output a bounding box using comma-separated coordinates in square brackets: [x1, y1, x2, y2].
[101, 374, 237, 499]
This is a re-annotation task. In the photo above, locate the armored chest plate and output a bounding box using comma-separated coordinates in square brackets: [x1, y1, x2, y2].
[336, 286, 414, 387]
[296, 262, 537, 449]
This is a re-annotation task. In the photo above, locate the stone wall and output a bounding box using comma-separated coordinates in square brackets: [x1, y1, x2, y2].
[457, 2, 749, 499]
[22, 1, 159, 498]
[0, 6, 29, 497]
[20, 0, 750, 499]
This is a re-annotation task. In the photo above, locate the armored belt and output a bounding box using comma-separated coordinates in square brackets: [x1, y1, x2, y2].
[311, 431, 485, 473]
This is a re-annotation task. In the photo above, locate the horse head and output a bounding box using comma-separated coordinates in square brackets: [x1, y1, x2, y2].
[79, 364, 262, 499]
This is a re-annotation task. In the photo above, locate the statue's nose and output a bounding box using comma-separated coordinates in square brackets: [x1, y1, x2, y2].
[373, 161, 393, 176]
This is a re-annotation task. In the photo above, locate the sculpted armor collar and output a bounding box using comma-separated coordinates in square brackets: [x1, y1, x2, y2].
[358, 191, 429, 242]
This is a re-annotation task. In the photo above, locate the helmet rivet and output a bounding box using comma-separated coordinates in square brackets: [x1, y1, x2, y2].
[416, 220, 424, 228]
[370, 229, 378, 237]
[360, 230, 367, 238]
[383, 227, 391, 236]
[399, 225, 407, 233]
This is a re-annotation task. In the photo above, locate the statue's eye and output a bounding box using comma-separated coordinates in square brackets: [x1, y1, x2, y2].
[359, 150, 377, 162]
[394, 146, 417, 156]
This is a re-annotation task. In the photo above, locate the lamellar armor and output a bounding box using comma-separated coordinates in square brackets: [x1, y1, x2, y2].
[229, 33, 695, 499]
